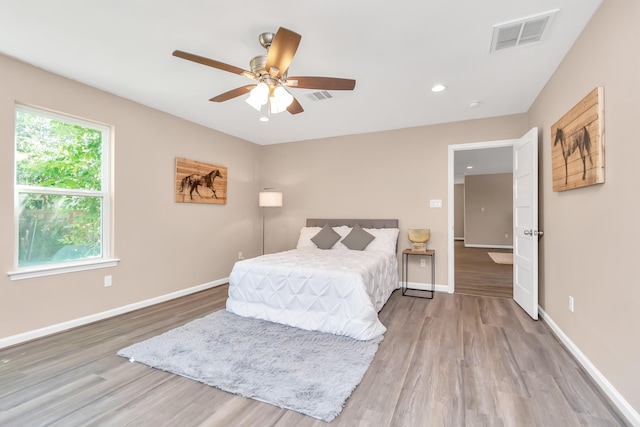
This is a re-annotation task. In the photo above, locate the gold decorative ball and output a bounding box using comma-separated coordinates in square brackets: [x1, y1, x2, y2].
[408, 229, 430, 251]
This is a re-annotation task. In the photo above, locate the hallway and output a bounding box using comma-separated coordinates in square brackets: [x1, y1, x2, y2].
[454, 240, 513, 298]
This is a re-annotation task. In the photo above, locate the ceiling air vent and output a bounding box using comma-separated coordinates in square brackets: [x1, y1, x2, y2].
[306, 91, 333, 101]
[490, 9, 558, 52]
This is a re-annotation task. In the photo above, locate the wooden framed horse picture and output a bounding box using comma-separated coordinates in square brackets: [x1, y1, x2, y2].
[175, 157, 227, 204]
[551, 87, 605, 192]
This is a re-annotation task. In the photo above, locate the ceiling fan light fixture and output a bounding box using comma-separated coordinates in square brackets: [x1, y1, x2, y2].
[269, 85, 294, 114]
[269, 97, 286, 114]
[174, 27, 355, 118]
[245, 82, 270, 110]
[246, 96, 263, 111]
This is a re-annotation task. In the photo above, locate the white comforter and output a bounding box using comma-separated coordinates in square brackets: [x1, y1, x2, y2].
[226, 248, 399, 340]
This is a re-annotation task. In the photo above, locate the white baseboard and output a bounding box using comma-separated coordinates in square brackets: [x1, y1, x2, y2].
[404, 281, 449, 294]
[539, 307, 640, 426]
[0, 278, 228, 350]
[464, 243, 513, 249]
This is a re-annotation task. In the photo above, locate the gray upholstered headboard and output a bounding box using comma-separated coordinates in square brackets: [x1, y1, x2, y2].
[306, 219, 400, 252]
[306, 219, 399, 229]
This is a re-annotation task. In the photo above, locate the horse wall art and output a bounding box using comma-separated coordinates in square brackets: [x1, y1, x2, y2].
[553, 127, 592, 185]
[551, 87, 605, 192]
[180, 169, 223, 200]
[175, 157, 227, 204]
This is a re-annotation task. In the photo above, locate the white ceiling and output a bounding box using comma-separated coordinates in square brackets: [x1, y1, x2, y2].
[454, 146, 513, 184]
[0, 0, 601, 145]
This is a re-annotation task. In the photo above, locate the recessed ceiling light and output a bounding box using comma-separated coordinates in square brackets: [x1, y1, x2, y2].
[259, 116, 269, 122]
[468, 100, 481, 108]
[467, 166, 473, 169]
[431, 84, 447, 93]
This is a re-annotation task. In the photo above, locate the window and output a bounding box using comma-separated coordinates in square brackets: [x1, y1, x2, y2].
[10, 105, 116, 279]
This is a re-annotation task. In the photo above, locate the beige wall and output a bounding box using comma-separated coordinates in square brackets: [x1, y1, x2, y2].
[529, 0, 640, 414]
[0, 53, 262, 339]
[261, 116, 529, 286]
[454, 184, 464, 239]
[464, 173, 512, 247]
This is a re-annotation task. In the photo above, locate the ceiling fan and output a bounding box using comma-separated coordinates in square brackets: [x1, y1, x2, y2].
[172, 27, 356, 116]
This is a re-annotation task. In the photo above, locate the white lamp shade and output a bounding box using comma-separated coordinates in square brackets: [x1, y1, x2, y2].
[269, 85, 294, 114]
[245, 82, 269, 111]
[259, 191, 283, 207]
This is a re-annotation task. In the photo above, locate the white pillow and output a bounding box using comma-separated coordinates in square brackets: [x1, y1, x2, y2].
[363, 228, 399, 254]
[331, 226, 353, 250]
[297, 227, 322, 249]
[296, 226, 353, 249]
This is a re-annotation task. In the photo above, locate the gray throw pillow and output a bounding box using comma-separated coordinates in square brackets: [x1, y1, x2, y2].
[342, 223, 375, 250]
[311, 224, 341, 249]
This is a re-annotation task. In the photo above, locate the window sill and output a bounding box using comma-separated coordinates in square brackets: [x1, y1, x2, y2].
[7, 258, 120, 281]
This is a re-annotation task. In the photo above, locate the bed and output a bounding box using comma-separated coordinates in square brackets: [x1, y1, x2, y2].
[226, 219, 400, 340]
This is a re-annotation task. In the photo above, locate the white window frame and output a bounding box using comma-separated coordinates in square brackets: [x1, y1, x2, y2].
[8, 104, 118, 280]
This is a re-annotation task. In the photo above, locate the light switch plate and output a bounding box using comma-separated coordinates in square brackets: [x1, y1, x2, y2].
[429, 199, 443, 208]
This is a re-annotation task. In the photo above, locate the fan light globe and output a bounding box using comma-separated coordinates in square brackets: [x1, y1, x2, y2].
[269, 85, 294, 113]
[246, 82, 269, 110]
[408, 229, 430, 251]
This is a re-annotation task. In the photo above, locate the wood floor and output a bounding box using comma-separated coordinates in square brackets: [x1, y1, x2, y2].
[0, 285, 627, 426]
[455, 240, 514, 298]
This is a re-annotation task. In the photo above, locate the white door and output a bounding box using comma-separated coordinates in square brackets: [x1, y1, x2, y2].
[513, 127, 539, 319]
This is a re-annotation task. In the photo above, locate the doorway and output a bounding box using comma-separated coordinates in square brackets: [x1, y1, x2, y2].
[448, 129, 540, 318]
[447, 139, 515, 297]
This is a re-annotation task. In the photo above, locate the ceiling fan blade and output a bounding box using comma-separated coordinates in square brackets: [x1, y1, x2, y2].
[286, 76, 356, 91]
[266, 27, 301, 77]
[287, 97, 304, 115]
[209, 85, 256, 102]
[173, 50, 255, 78]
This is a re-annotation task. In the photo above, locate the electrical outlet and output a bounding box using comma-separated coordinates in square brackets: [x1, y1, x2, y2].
[569, 296, 574, 312]
[104, 275, 112, 287]
[238, 251, 244, 260]
[505, 233, 509, 239]
[420, 258, 426, 267]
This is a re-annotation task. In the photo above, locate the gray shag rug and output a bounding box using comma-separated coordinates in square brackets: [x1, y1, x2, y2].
[117, 310, 383, 422]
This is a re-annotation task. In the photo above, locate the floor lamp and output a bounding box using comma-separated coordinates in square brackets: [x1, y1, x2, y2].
[259, 188, 283, 255]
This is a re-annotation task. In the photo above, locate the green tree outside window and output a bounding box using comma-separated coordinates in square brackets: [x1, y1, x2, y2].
[15, 109, 106, 267]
